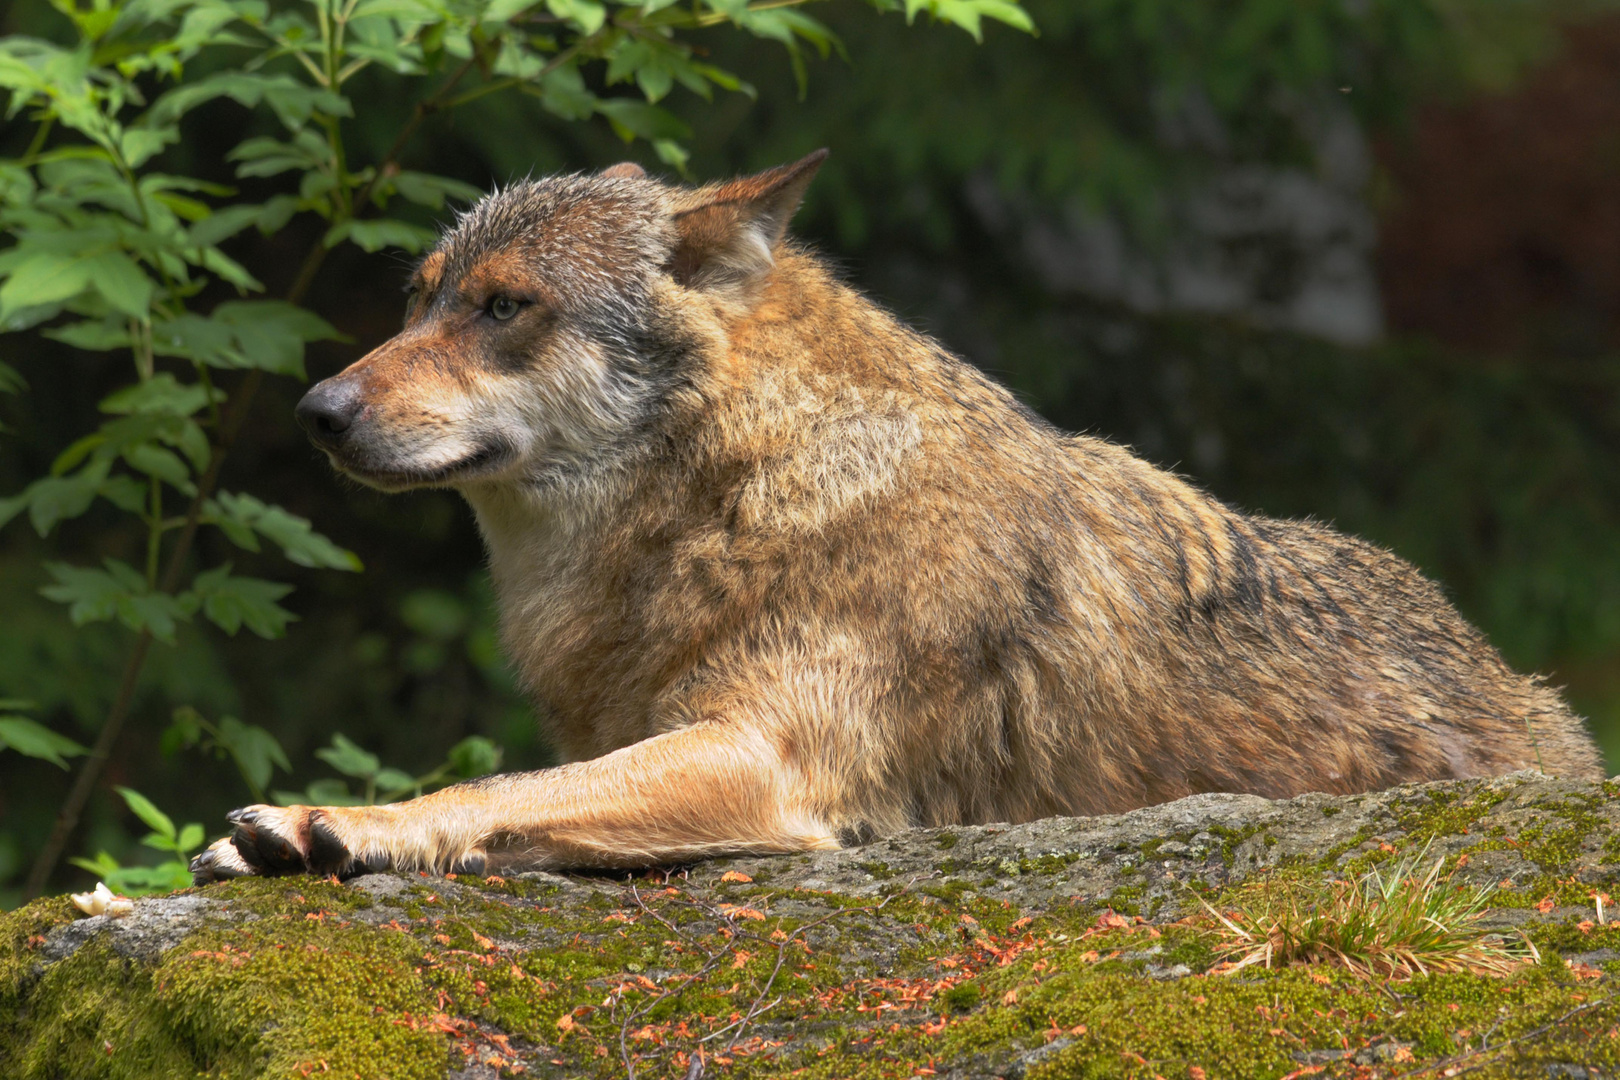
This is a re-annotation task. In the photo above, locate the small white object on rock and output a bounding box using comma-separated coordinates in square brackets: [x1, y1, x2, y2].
[71, 881, 133, 918]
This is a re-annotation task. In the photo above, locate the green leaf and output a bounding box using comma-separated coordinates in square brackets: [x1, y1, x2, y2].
[326, 218, 438, 254]
[123, 441, 194, 490]
[400, 589, 467, 639]
[0, 716, 87, 768]
[447, 735, 501, 778]
[82, 252, 154, 319]
[203, 301, 346, 378]
[653, 138, 689, 172]
[388, 171, 483, 210]
[98, 474, 147, 513]
[529, 63, 596, 122]
[100, 374, 218, 418]
[68, 851, 121, 881]
[594, 98, 692, 143]
[186, 204, 266, 247]
[0, 251, 91, 323]
[273, 778, 364, 807]
[147, 72, 352, 131]
[228, 132, 329, 179]
[0, 359, 24, 394]
[373, 767, 417, 797]
[176, 822, 205, 853]
[44, 319, 133, 352]
[162, 706, 205, 756]
[40, 558, 193, 642]
[51, 432, 106, 476]
[352, 0, 439, 17]
[209, 491, 362, 570]
[115, 786, 176, 842]
[98, 859, 195, 897]
[544, 0, 605, 34]
[151, 313, 236, 366]
[22, 459, 112, 535]
[120, 128, 173, 169]
[216, 715, 292, 794]
[315, 733, 380, 780]
[191, 564, 296, 638]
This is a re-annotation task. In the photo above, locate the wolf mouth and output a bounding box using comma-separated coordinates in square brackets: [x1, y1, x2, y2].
[336, 441, 511, 490]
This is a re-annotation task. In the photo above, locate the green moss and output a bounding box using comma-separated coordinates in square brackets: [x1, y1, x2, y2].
[1203, 823, 1265, 864]
[1019, 853, 1080, 876]
[7, 774, 1619, 1080]
[940, 983, 982, 1011]
[1, 883, 449, 1080]
[1393, 787, 1509, 845]
[922, 879, 972, 904]
[935, 832, 959, 850]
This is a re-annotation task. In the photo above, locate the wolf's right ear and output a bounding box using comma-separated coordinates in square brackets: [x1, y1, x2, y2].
[669, 149, 827, 292]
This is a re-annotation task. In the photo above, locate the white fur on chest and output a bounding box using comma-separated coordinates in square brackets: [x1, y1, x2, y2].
[462, 481, 612, 695]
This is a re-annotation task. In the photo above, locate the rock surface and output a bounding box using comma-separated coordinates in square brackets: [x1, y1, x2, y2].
[5, 771, 1620, 1079]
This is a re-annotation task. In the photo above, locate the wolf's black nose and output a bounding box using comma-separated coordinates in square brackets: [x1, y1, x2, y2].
[296, 379, 364, 447]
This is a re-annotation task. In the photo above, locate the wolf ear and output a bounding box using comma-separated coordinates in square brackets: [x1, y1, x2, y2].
[669, 148, 827, 291]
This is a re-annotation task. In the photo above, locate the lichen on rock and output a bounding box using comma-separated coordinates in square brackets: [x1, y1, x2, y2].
[5, 771, 1620, 1078]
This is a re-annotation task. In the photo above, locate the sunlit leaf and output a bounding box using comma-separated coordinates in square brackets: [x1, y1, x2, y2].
[191, 564, 296, 638]
[0, 716, 86, 768]
[115, 786, 176, 841]
[326, 218, 438, 253]
[315, 733, 381, 780]
[216, 715, 292, 794]
[209, 491, 363, 570]
[100, 373, 219, 418]
[448, 735, 501, 777]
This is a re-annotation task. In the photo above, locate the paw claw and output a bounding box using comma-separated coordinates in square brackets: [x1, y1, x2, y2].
[450, 852, 487, 876]
[192, 837, 256, 885]
[306, 812, 353, 875]
[252, 826, 304, 873]
[231, 823, 270, 868]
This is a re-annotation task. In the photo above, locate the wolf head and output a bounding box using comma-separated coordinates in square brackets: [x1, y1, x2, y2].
[294, 150, 827, 492]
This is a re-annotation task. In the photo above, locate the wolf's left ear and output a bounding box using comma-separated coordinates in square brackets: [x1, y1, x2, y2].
[669, 149, 827, 291]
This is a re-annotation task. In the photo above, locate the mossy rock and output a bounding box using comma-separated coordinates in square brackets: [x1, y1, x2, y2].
[6, 772, 1620, 1078]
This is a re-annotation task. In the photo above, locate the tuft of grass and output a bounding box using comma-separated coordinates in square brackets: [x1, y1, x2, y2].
[1201, 845, 1538, 979]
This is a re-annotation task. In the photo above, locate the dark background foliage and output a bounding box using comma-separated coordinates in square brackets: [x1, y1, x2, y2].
[5, 0, 1620, 904]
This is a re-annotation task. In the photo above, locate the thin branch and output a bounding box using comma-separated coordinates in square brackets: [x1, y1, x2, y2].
[615, 885, 744, 1080]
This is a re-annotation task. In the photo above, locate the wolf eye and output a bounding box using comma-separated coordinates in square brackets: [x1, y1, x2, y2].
[489, 296, 521, 321]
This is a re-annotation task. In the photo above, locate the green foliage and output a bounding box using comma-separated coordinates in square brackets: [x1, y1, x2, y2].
[162, 706, 292, 802]
[0, 701, 85, 769]
[277, 731, 502, 806]
[68, 787, 204, 896]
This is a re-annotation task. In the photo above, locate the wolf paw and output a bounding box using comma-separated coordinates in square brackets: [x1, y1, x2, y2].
[190, 804, 489, 885]
[188, 805, 365, 885]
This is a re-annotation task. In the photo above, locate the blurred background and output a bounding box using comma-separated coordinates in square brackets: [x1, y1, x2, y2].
[6, 0, 1620, 903]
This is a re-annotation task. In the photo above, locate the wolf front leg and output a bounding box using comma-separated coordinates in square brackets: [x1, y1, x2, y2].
[189, 722, 839, 884]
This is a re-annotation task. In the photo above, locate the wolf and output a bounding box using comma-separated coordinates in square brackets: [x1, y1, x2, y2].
[190, 150, 1604, 884]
